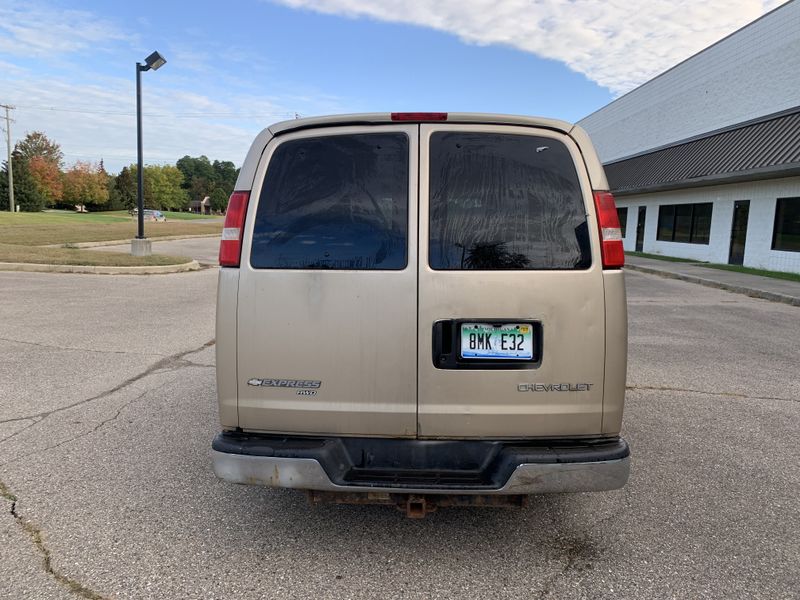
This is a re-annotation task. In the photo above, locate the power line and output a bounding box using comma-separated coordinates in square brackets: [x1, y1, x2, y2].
[10, 104, 301, 119]
[61, 152, 185, 162]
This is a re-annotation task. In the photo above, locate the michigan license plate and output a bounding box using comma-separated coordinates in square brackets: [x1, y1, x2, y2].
[460, 323, 533, 360]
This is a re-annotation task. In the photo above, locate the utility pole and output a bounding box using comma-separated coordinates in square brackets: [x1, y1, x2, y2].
[0, 104, 13, 212]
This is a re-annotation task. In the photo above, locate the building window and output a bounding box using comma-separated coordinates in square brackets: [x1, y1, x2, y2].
[772, 197, 800, 252]
[656, 202, 713, 244]
[617, 207, 628, 237]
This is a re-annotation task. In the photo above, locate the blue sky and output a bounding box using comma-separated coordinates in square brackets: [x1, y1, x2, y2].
[0, 0, 782, 172]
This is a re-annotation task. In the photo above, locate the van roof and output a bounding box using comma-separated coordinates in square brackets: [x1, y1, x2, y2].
[268, 112, 574, 136]
[235, 113, 609, 192]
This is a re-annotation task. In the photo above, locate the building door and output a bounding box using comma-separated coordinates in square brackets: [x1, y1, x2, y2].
[636, 206, 646, 251]
[728, 200, 750, 265]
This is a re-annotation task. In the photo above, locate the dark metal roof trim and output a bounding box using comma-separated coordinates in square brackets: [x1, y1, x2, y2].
[605, 107, 800, 194]
[613, 164, 800, 197]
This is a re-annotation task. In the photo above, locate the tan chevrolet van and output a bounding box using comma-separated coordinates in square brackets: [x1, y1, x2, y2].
[212, 113, 629, 517]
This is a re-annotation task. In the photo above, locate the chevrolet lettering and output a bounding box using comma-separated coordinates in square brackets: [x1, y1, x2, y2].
[517, 383, 594, 392]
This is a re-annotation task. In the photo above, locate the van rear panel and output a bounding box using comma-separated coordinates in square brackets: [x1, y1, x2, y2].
[230, 119, 618, 440]
[417, 124, 605, 437]
[236, 125, 419, 436]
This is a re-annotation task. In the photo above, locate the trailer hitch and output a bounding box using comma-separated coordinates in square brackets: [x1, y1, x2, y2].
[306, 490, 527, 518]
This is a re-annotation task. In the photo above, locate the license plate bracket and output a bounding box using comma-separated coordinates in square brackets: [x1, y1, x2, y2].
[460, 323, 534, 360]
[432, 319, 542, 370]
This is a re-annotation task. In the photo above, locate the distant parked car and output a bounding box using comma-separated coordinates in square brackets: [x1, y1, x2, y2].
[129, 208, 167, 222]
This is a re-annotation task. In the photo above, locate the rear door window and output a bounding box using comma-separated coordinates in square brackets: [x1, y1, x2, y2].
[251, 132, 409, 269]
[428, 132, 591, 270]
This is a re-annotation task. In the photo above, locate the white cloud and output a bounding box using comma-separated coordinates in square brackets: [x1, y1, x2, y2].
[0, 57, 27, 75]
[273, 0, 782, 94]
[0, 2, 132, 57]
[0, 3, 344, 173]
[4, 75, 323, 172]
[3, 0, 784, 174]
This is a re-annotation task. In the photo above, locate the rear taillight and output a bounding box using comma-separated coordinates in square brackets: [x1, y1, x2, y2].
[390, 112, 448, 121]
[593, 191, 625, 269]
[219, 191, 250, 267]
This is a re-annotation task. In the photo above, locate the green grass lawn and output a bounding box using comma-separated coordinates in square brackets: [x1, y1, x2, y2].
[33, 210, 132, 223]
[94, 210, 219, 221]
[160, 211, 221, 220]
[1, 210, 222, 246]
[0, 210, 220, 266]
[38, 209, 220, 221]
[699, 263, 800, 283]
[0, 243, 193, 267]
[626, 250, 800, 283]
[625, 251, 701, 263]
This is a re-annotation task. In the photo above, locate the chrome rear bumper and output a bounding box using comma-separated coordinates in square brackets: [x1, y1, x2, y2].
[211, 434, 630, 495]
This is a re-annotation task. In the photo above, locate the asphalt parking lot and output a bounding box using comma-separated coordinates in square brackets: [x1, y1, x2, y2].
[1, 243, 798, 599]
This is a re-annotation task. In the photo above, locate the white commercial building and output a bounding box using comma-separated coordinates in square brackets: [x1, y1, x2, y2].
[579, 0, 800, 273]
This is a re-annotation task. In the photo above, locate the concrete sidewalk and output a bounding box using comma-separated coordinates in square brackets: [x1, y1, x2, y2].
[624, 255, 800, 306]
[92, 236, 221, 265]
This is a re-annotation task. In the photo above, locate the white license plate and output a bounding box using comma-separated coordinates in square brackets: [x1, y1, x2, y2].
[460, 323, 533, 360]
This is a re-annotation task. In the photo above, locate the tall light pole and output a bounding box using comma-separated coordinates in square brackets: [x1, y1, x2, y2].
[132, 51, 166, 257]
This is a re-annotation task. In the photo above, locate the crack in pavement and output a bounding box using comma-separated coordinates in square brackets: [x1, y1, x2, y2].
[0, 341, 217, 598]
[626, 384, 799, 404]
[0, 339, 216, 427]
[0, 336, 166, 357]
[0, 487, 108, 599]
[0, 381, 172, 468]
[0, 416, 45, 446]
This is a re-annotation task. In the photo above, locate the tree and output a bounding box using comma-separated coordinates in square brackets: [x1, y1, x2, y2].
[212, 159, 238, 195]
[87, 159, 117, 211]
[177, 155, 239, 203]
[0, 152, 47, 212]
[28, 156, 63, 205]
[176, 155, 214, 191]
[144, 165, 188, 210]
[15, 131, 63, 168]
[189, 176, 213, 202]
[109, 166, 137, 210]
[129, 164, 188, 210]
[209, 187, 229, 213]
[14, 132, 64, 206]
[106, 175, 124, 211]
[62, 161, 109, 208]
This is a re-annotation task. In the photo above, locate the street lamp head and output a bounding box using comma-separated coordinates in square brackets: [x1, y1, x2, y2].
[144, 51, 167, 71]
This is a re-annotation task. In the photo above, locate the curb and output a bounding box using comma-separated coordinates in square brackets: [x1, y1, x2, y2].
[0, 260, 201, 275]
[625, 264, 800, 307]
[44, 233, 221, 249]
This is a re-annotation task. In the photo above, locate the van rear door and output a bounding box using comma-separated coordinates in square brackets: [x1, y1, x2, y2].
[417, 124, 606, 438]
[236, 125, 418, 437]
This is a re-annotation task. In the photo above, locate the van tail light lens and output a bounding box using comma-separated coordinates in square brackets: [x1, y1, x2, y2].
[593, 191, 625, 269]
[390, 112, 448, 121]
[219, 191, 250, 267]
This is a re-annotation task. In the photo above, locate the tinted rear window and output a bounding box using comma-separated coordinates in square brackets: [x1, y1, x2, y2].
[250, 133, 409, 269]
[429, 132, 591, 270]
